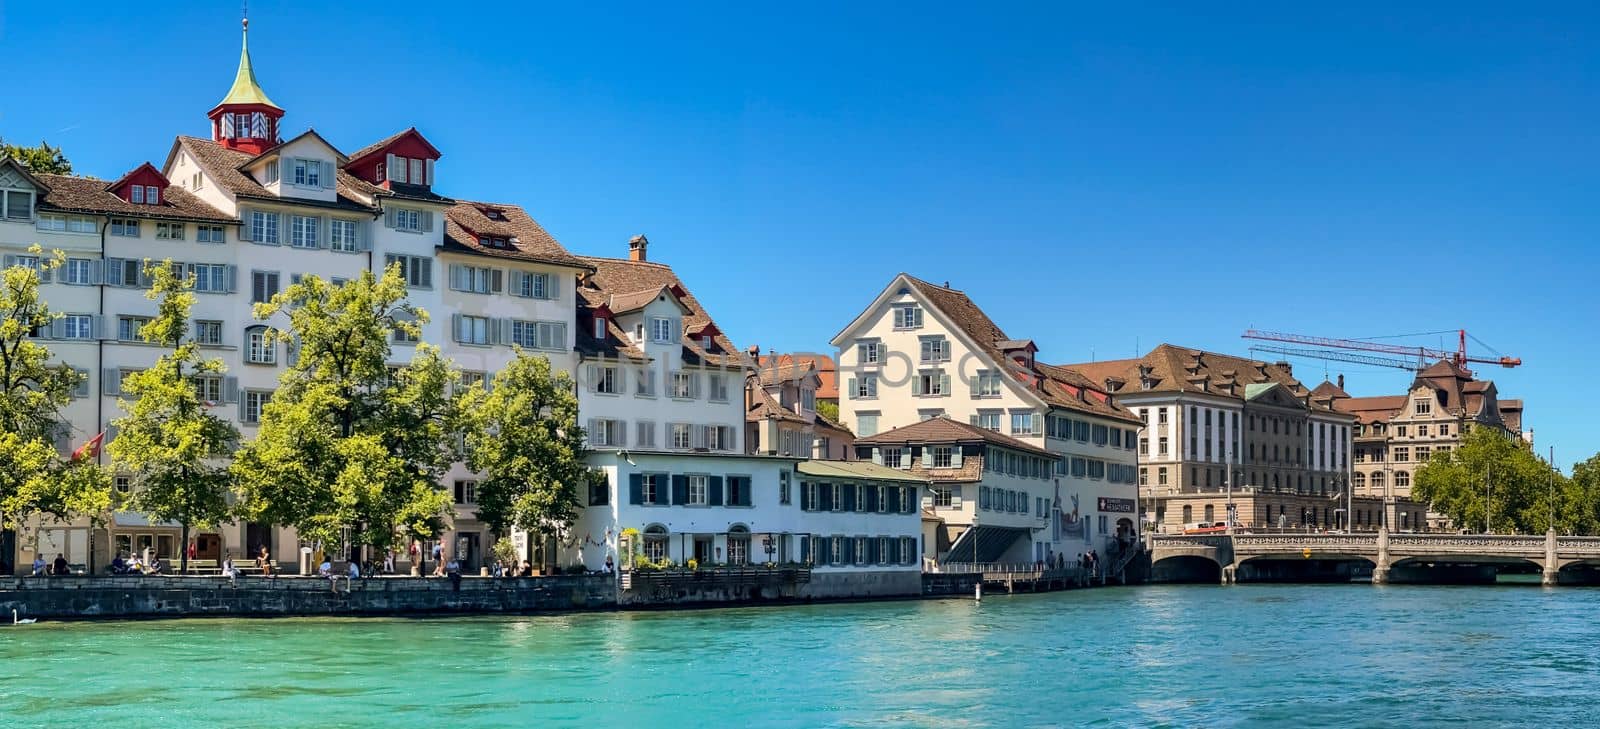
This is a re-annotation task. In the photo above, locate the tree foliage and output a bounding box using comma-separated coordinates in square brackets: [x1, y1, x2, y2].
[1413, 426, 1567, 534]
[461, 350, 592, 537]
[814, 399, 840, 424]
[230, 267, 457, 550]
[108, 261, 240, 572]
[0, 250, 108, 528]
[1, 138, 72, 175]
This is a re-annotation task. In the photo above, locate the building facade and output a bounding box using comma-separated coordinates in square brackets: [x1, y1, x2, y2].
[830, 274, 1143, 562]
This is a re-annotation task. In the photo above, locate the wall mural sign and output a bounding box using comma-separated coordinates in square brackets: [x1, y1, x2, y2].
[1097, 497, 1136, 514]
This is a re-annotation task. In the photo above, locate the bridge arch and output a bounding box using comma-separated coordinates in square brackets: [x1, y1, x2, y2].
[1150, 554, 1223, 584]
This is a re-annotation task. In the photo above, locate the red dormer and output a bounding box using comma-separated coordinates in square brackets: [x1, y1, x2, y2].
[345, 128, 441, 190]
[589, 303, 615, 342]
[108, 163, 170, 206]
[694, 322, 722, 352]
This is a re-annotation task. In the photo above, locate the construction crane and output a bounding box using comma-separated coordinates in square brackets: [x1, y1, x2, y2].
[1240, 329, 1522, 377]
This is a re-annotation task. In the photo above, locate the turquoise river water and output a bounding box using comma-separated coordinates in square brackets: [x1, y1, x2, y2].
[2, 584, 1598, 728]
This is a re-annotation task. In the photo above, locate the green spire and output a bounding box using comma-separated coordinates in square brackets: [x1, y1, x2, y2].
[218, 18, 279, 109]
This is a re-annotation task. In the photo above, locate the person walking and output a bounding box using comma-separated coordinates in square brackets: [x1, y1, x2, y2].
[431, 542, 445, 577]
[383, 548, 395, 576]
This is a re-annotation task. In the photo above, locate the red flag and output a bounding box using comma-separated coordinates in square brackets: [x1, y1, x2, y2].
[71, 431, 105, 461]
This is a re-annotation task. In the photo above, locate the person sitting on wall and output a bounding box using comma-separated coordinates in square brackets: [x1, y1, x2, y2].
[604, 555, 615, 573]
[347, 560, 361, 580]
[519, 560, 533, 577]
[446, 555, 462, 591]
[51, 554, 69, 576]
[221, 554, 238, 584]
[110, 553, 129, 575]
[31, 555, 45, 577]
[146, 556, 165, 575]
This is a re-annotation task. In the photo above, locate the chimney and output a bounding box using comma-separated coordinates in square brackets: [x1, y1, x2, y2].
[1337, 373, 1345, 390]
[629, 234, 649, 262]
[1274, 360, 1292, 376]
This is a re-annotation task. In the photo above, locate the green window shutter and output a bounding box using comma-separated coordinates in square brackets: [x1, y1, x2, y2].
[707, 476, 724, 506]
[628, 474, 643, 505]
[671, 475, 688, 505]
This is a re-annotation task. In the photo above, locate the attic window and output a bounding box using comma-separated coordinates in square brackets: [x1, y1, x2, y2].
[479, 207, 508, 221]
[129, 185, 160, 205]
[478, 236, 511, 249]
[385, 154, 433, 186]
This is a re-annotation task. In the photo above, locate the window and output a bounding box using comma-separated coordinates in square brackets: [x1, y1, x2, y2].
[672, 372, 696, 399]
[131, 186, 145, 204]
[915, 369, 948, 397]
[109, 218, 139, 237]
[1158, 437, 1169, 456]
[249, 210, 279, 244]
[510, 320, 565, 351]
[242, 390, 271, 424]
[4, 188, 35, 220]
[384, 254, 432, 288]
[1395, 471, 1411, 490]
[514, 271, 552, 299]
[117, 316, 151, 342]
[251, 271, 280, 304]
[245, 327, 275, 365]
[63, 258, 92, 285]
[1417, 424, 1430, 438]
[194, 320, 223, 346]
[455, 315, 491, 345]
[779, 470, 792, 505]
[1415, 399, 1432, 415]
[196, 225, 226, 244]
[882, 447, 904, 469]
[857, 340, 882, 364]
[292, 158, 322, 187]
[671, 423, 693, 449]
[974, 411, 1001, 431]
[450, 264, 501, 294]
[1394, 447, 1409, 463]
[856, 412, 879, 437]
[59, 314, 92, 340]
[589, 418, 623, 447]
[853, 374, 878, 399]
[156, 222, 184, 240]
[975, 370, 1003, 398]
[1396, 425, 1408, 437]
[1011, 411, 1038, 436]
[409, 158, 425, 185]
[635, 421, 657, 448]
[933, 487, 952, 507]
[919, 336, 949, 363]
[290, 215, 319, 248]
[687, 475, 709, 505]
[931, 446, 954, 468]
[708, 374, 729, 402]
[643, 523, 668, 559]
[649, 317, 676, 343]
[593, 366, 620, 394]
[193, 376, 223, 404]
[393, 208, 423, 232]
[892, 304, 923, 329]
[37, 214, 97, 233]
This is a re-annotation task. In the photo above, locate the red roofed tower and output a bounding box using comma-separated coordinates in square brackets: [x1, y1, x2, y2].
[207, 18, 283, 155]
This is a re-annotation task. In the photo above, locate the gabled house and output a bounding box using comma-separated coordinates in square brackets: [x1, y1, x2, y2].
[746, 354, 855, 460]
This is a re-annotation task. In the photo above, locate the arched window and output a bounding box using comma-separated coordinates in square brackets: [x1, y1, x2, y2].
[726, 524, 750, 566]
[643, 524, 669, 562]
[245, 325, 275, 365]
[1203, 504, 1215, 524]
[1370, 472, 1386, 492]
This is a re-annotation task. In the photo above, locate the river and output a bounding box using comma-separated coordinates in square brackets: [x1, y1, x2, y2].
[1, 584, 1595, 727]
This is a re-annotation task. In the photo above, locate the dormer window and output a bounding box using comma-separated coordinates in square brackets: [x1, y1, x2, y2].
[700, 334, 714, 351]
[290, 158, 324, 187]
[484, 209, 507, 221]
[385, 154, 433, 186]
[594, 317, 607, 340]
[478, 236, 511, 249]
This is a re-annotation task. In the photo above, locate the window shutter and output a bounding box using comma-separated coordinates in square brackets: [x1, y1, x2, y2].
[952, 449, 963, 468]
[671, 475, 688, 505]
[587, 418, 601, 446]
[386, 154, 400, 181]
[912, 376, 924, 396]
[628, 474, 643, 505]
[238, 395, 248, 422]
[356, 220, 372, 250]
[102, 367, 120, 396]
[418, 260, 432, 288]
[496, 318, 511, 346]
[318, 217, 332, 248]
[384, 207, 398, 229]
[448, 264, 463, 291]
[46, 318, 64, 339]
[88, 259, 104, 285]
[237, 209, 255, 241]
[585, 365, 599, 392]
[707, 476, 724, 506]
[222, 376, 239, 403]
[547, 273, 560, 299]
[420, 211, 434, 233]
[449, 314, 463, 343]
[225, 265, 239, 293]
[507, 270, 524, 297]
[940, 372, 951, 396]
[321, 161, 335, 189]
[93, 315, 108, 341]
[490, 269, 504, 294]
[265, 160, 279, 184]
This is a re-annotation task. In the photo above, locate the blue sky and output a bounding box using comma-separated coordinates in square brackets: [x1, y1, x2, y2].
[2, 2, 1595, 465]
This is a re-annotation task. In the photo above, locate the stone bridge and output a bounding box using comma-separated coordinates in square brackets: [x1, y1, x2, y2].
[1150, 530, 1600, 585]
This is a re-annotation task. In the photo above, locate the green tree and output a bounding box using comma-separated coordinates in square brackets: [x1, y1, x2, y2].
[1413, 426, 1562, 534]
[107, 261, 240, 574]
[0, 250, 110, 534]
[461, 350, 592, 539]
[814, 399, 840, 423]
[1, 139, 72, 175]
[231, 268, 457, 554]
[1562, 454, 1600, 535]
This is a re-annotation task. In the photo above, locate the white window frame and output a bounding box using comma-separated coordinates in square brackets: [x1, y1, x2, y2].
[687, 475, 709, 506]
[892, 304, 923, 330]
[246, 327, 276, 365]
[329, 219, 358, 252]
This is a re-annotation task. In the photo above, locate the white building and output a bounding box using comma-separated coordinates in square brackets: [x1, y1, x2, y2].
[830, 274, 1145, 566]
[560, 239, 923, 597]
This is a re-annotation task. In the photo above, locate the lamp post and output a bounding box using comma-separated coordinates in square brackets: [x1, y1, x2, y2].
[1548, 446, 1556, 533]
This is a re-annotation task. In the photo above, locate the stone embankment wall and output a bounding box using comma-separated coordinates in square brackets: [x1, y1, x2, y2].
[0, 575, 616, 620]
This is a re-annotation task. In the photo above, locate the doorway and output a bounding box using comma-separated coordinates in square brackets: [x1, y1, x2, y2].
[693, 536, 714, 566]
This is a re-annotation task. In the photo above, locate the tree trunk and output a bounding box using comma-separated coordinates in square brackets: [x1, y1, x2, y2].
[180, 522, 190, 575]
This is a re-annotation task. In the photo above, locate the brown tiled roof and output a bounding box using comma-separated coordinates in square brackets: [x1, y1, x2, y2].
[36, 174, 234, 224]
[1334, 395, 1406, 424]
[759, 354, 838, 400]
[607, 286, 679, 315]
[170, 136, 378, 213]
[346, 128, 415, 166]
[442, 200, 588, 269]
[574, 309, 646, 361]
[747, 387, 809, 424]
[856, 416, 1055, 458]
[577, 255, 744, 368]
[1059, 344, 1341, 413]
[756, 360, 816, 387]
[1309, 379, 1351, 400]
[902, 276, 1139, 424]
[1499, 399, 1524, 432]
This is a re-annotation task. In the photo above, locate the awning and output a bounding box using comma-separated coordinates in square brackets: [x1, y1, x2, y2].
[942, 525, 1030, 564]
[111, 511, 181, 528]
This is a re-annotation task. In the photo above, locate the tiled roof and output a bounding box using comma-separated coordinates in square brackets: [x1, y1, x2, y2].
[442, 199, 589, 269]
[856, 416, 1056, 458]
[796, 460, 927, 484]
[902, 276, 1139, 424]
[759, 354, 838, 400]
[171, 136, 377, 213]
[747, 387, 809, 424]
[1309, 380, 1350, 400]
[35, 174, 234, 224]
[756, 360, 815, 387]
[577, 255, 744, 369]
[1060, 344, 1340, 413]
[347, 128, 413, 165]
[607, 286, 678, 315]
[1334, 395, 1406, 424]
